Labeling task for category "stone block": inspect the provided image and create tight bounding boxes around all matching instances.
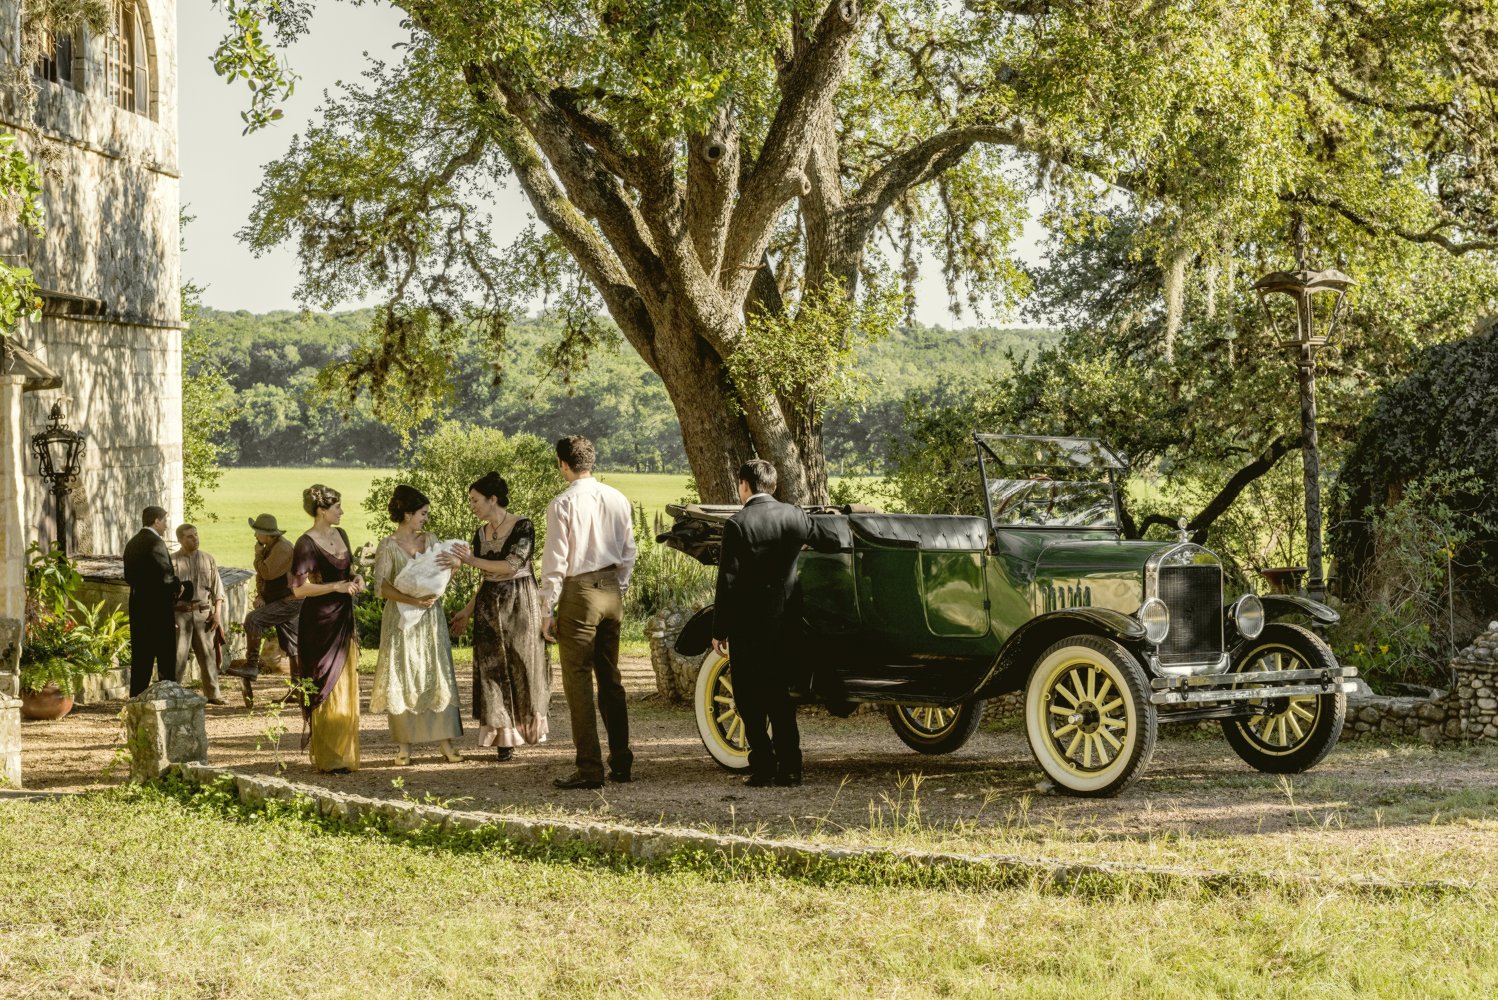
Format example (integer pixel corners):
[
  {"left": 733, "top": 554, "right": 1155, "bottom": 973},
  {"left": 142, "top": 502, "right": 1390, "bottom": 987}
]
[
  {"left": 123, "top": 680, "right": 207, "bottom": 782},
  {"left": 1444, "top": 719, "right": 1464, "bottom": 739},
  {"left": 0, "top": 694, "right": 20, "bottom": 787},
  {"left": 1415, "top": 701, "right": 1447, "bottom": 723}
]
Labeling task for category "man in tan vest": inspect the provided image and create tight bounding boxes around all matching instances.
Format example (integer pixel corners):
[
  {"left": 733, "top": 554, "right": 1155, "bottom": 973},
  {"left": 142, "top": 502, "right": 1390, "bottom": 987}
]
[{"left": 172, "top": 524, "right": 227, "bottom": 705}]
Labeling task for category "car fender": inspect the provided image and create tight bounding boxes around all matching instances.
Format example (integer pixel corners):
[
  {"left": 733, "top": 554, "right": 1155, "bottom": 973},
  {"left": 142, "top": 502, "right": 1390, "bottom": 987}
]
[
  {"left": 673, "top": 606, "right": 717, "bottom": 657},
  {"left": 975, "top": 608, "right": 1146, "bottom": 698},
  {"left": 1260, "top": 594, "right": 1340, "bottom": 626}
]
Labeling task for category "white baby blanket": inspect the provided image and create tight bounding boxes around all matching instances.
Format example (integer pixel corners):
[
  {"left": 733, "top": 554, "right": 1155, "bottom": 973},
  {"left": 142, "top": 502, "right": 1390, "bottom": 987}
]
[{"left": 391, "top": 539, "right": 464, "bottom": 630}]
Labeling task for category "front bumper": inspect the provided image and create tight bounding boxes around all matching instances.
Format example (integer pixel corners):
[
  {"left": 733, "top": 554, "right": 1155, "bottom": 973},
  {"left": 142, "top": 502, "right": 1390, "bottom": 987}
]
[{"left": 1149, "top": 665, "right": 1359, "bottom": 706}]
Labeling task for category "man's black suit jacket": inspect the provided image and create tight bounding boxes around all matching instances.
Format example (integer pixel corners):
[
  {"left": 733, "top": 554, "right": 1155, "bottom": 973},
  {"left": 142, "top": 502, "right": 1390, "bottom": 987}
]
[
  {"left": 712, "top": 495, "right": 841, "bottom": 642},
  {"left": 123, "top": 527, "right": 181, "bottom": 610}
]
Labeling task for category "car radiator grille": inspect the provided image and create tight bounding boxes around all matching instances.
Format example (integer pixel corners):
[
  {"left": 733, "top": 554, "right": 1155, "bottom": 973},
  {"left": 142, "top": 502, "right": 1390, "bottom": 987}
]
[{"left": 1157, "top": 565, "right": 1224, "bottom": 664}]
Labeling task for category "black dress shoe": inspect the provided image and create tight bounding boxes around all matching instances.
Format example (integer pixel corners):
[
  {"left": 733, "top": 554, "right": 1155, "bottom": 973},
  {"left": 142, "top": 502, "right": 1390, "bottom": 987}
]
[
  {"left": 607, "top": 770, "right": 632, "bottom": 783},
  {"left": 553, "top": 773, "right": 604, "bottom": 790},
  {"left": 743, "top": 773, "right": 776, "bottom": 787},
  {"left": 495, "top": 746, "right": 514, "bottom": 762},
  {"left": 774, "top": 772, "right": 803, "bottom": 787}
]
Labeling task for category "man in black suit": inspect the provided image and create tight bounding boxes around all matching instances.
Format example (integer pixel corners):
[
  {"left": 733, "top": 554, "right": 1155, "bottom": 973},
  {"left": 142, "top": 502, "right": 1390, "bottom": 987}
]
[
  {"left": 123, "top": 505, "right": 185, "bottom": 696},
  {"left": 711, "top": 460, "right": 840, "bottom": 787}
]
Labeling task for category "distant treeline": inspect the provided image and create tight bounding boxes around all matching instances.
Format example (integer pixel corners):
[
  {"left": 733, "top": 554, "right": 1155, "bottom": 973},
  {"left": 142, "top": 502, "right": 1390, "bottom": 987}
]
[{"left": 191, "top": 307, "right": 1058, "bottom": 473}]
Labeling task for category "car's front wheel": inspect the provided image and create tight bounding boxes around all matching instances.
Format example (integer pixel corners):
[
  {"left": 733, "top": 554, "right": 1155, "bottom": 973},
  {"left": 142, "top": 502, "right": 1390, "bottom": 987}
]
[
  {"left": 1024, "top": 635, "right": 1157, "bottom": 797},
  {"left": 886, "top": 700, "right": 985, "bottom": 754},
  {"left": 694, "top": 650, "right": 752, "bottom": 772},
  {"left": 1221, "top": 623, "right": 1346, "bottom": 774}
]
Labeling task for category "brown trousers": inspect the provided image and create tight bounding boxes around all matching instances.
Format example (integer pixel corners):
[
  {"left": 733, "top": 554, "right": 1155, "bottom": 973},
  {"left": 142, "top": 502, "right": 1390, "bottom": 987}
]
[
  {"left": 556, "top": 568, "right": 631, "bottom": 781},
  {"left": 175, "top": 607, "right": 221, "bottom": 700}
]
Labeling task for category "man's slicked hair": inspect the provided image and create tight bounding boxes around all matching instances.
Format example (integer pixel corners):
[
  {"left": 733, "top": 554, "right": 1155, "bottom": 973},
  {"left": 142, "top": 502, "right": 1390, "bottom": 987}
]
[
  {"left": 556, "top": 435, "right": 596, "bottom": 473},
  {"left": 142, "top": 505, "right": 168, "bottom": 527},
  {"left": 738, "top": 459, "right": 777, "bottom": 497}
]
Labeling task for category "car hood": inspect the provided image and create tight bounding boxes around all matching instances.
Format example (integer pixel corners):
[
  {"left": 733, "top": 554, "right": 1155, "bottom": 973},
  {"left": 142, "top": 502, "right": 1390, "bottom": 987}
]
[{"left": 1031, "top": 538, "right": 1179, "bottom": 577}]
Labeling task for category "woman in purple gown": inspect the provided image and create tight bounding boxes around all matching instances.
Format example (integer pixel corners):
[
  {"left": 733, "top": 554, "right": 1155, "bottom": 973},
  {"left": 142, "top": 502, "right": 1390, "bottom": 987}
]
[{"left": 290, "top": 484, "right": 365, "bottom": 773}]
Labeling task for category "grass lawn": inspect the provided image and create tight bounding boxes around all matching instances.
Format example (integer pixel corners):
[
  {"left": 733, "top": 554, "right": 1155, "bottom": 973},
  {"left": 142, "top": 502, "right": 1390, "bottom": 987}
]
[
  {"left": 196, "top": 468, "right": 693, "bottom": 566},
  {"left": 1, "top": 786, "right": 1495, "bottom": 998}
]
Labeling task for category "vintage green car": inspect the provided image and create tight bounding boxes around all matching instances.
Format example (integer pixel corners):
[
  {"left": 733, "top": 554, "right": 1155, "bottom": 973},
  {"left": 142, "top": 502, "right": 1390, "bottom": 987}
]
[{"left": 662, "top": 434, "right": 1357, "bottom": 796}]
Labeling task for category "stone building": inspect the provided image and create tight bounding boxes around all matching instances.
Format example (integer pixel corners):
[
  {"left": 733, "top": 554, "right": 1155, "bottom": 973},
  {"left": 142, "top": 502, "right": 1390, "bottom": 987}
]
[{"left": 0, "top": 0, "right": 181, "bottom": 774}]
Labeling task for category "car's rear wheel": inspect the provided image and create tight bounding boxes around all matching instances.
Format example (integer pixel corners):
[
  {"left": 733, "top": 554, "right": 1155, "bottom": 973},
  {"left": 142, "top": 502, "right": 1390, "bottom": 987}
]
[
  {"left": 1024, "top": 635, "right": 1156, "bottom": 797},
  {"left": 694, "top": 650, "right": 752, "bottom": 772},
  {"left": 886, "top": 701, "right": 985, "bottom": 754},
  {"left": 1221, "top": 623, "right": 1346, "bottom": 774}
]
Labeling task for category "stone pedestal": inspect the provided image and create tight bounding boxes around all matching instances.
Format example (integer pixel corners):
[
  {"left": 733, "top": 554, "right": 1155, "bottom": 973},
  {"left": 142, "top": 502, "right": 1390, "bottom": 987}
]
[
  {"left": 123, "top": 680, "right": 207, "bottom": 782},
  {"left": 0, "top": 693, "right": 20, "bottom": 787}
]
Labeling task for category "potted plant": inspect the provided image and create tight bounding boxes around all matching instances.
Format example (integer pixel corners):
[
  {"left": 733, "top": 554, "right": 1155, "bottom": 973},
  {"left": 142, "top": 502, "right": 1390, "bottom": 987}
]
[{"left": 17, "top": 544, "right": 130, "bottom": 721}]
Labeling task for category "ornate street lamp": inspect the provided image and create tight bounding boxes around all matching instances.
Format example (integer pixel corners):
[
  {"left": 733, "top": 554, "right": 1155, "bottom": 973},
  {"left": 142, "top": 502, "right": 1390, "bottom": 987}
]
[
  {"left": 30, "top": 401, "right": 86, "bottom": 557},
  {"left": 1253, "top": 221, "right": 1354, "bottom": 603}
]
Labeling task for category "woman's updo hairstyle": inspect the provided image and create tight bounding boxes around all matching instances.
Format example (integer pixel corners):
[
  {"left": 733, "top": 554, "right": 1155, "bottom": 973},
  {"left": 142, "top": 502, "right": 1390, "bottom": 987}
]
[
  {"left": 468, "top": 471, "right": 509, "bottom": 507},
  {"left": 303, "top": 484, "right": 341, "bottom": 517},
  {"left": 387, "top": 484, "right": 431, "bottom": 523}
]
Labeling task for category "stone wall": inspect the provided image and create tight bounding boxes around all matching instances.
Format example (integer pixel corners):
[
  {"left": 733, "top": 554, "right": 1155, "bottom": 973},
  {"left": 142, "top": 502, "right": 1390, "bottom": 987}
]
[
  {"left": 1341, "top": 688, "right": 1461, "bottom": 742},
  {"left": 1453, "top": 625, "right": 1498, "bottom": 740},
  {"left": 0, "top": 0, "right": 183, "bottom": 557}
]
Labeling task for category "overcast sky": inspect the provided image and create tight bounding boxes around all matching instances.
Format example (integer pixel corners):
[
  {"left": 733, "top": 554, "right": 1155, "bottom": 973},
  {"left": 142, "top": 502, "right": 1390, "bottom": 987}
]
[{"left": 177, "top": 3, "right": 1043, "bottom": 328}]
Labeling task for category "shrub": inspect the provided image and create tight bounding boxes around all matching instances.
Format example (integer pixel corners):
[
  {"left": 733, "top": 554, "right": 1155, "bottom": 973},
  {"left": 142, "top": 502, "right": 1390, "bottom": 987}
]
[
  {"left": 1329, "top": 472, "right": 1490, "bottom": 691},
  {"left": 623, "top": 504, "right": 715, "bottom": 625},
  {"left": 18, "top": 544, "right": 131, "bottom": 696}
]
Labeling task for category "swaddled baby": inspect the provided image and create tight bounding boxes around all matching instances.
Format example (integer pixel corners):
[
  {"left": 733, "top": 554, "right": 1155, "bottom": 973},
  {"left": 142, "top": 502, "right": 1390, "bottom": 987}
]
[{"left": 392, "top": 539, "right": 464, "bottom": 629}]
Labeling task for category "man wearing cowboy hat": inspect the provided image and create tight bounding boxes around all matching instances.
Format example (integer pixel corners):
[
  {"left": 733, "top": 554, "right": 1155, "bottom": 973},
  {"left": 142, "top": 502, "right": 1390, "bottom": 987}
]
[{"left": 224, "top": 514, "right": 302, "bottom": 706}]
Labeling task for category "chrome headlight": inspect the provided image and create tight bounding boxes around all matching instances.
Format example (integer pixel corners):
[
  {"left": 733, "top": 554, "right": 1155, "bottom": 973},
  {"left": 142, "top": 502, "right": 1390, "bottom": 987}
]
[
  {"left": 1231, "top": 593, "right": 1265, "bottom": 639},
  {"left": 1140, "top": 597, "right": 1170, "bottom": 644}
]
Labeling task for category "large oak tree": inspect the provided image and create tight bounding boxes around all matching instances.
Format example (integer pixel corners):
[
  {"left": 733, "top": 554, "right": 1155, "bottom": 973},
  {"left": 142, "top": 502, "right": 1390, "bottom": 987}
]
[{"left": 218, "top": 0, "right": 1498, "bottom": 502}]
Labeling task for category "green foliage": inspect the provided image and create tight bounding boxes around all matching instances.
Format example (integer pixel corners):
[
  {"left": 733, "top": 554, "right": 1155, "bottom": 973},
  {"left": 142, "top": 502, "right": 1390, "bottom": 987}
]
[
  {"left": 210, "top": 0, "right": 299, "bottom": 133},
  {"left": 18, "top": 544, "right": 131, "bottom": 697},
  {"left": 1330, "top": 472, "right": 1491, "bottom": 691},
  {"left": 0, "top": 132, "right": 43, "bottom": 334},
  {"left": 180, "top": 216, "right": 237, "bottom": 522},
  {"left": 622, "top": 505, "right": 715, "bottom": 626},
  {"left": 1332, "top": 325, "right": 1498, "bottom": 637},
  {"left": 729, "top": 276, "right": 904, "bottom": 417}
]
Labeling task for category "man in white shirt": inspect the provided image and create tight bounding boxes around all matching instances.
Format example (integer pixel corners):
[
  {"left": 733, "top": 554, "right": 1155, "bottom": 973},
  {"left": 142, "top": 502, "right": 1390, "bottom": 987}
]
[{"left": 540, "top": 435, "right": 637, "bottom": 789}]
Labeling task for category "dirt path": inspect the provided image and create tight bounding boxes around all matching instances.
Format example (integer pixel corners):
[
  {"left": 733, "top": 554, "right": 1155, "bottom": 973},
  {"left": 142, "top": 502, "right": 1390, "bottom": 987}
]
[{"left": 13, "top": 657, "right": 1498, "bottom": 878}]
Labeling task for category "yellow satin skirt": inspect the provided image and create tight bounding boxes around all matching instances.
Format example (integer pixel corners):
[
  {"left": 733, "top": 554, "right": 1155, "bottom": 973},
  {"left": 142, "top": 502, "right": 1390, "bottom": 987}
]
[{"left": 310, "top": 641, "right": 361, "bottom": 773}]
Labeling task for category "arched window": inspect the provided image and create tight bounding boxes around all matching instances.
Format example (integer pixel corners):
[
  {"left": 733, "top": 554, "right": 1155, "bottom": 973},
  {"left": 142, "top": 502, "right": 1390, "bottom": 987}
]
[
  {"left": 33, "top": 29, "right": 76, "bottom": 87},
  {"left": 106, "top": 0, "right": 150, "bottom": 116}
]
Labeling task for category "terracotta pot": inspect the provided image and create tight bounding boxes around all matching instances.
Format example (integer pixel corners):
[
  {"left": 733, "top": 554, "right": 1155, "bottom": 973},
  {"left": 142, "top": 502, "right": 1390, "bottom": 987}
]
[{"left": 20, "top": 683, "right": 75, "bottom": 721}]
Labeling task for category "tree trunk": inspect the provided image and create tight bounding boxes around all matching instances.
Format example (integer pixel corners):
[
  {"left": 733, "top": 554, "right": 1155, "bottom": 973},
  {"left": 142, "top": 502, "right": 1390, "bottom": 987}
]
[{"left": 652, "top": 319, "right": 753, "bottom": 504}]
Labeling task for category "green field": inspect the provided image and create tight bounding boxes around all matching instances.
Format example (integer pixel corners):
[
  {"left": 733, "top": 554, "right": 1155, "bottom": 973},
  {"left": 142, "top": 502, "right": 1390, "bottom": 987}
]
[{"left": 196, "top": 467, "right": 692, "bottom": 565}]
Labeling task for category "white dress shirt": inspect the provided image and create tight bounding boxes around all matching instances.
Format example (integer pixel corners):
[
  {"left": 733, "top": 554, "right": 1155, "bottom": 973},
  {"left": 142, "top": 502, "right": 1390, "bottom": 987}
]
[{"left": 539, "top": 476, "right": 637, "bottom": 611}]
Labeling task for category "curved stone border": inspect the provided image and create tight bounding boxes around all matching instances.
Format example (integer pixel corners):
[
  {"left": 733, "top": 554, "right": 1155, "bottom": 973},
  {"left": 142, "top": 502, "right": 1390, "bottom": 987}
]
[{"left": 170, "top": 763, "right": 1471, "bottom": 899}]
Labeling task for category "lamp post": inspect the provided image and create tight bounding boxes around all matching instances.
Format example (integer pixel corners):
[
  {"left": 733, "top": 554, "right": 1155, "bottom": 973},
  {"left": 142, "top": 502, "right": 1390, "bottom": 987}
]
[
  {"left": 1253, "top": 221, "right": 1354, "bottom": 603},
  {"left": 30, "top": 401, "right": 86, "bottom": 557}
]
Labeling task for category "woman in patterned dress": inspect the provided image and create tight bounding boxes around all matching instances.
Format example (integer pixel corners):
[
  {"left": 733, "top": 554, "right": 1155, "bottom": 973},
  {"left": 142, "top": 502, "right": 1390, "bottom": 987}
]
[
  {"left": 370, "top": 484, "right": 464, "bottom": 766},
  {"left": 444, "top": 472, "right": 548, "bottom": 761},
  {"left": 290, "top": 484, "right": 364, "bottom": 774}
]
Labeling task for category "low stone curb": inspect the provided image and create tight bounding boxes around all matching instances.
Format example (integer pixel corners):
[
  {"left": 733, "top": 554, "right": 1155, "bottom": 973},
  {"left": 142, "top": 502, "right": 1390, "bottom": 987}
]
[{"left": 169, "top": 763, "right": 1473, "bottom": 899}]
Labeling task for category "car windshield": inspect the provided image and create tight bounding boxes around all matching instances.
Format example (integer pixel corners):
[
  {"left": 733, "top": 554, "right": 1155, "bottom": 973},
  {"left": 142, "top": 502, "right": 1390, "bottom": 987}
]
[
  {"left": 976, "top": 434, "right": 1123, "bottom": 529},
  {"left": 986, "top": 479, "right": 1118, "bottom": 528}
]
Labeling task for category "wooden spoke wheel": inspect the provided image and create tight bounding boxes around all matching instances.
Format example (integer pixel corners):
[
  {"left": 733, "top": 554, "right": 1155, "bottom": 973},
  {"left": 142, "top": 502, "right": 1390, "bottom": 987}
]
[
  {"left": 886, "top": 700, "right": 985, "bottom": 754},
  {"left": 1024, "top": 635, "right": 1156, "bottom": 797},
  {"left": 694, "top": 650, "right": 753, "bottom": 772},
  {"left": 1222, "top": 623, "right": 1346, "bottom": 774}
]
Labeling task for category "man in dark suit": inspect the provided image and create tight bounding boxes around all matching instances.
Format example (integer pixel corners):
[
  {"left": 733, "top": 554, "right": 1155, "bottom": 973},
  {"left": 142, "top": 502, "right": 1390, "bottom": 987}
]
[
  {"left": 711, "top": 460, "right": 840, "bottom": 787},
  {"left": 123, "top": 505, "right": 185, "bottom": 696}
]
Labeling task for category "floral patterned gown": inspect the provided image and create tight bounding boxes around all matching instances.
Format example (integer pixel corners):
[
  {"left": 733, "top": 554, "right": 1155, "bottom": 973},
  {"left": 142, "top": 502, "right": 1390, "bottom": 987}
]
[
  {"left": 471, "top": 517, "right": 549, "bottom": 747},
  {"left": 370, "top": 532, "right": 464, "bottom": 746}
]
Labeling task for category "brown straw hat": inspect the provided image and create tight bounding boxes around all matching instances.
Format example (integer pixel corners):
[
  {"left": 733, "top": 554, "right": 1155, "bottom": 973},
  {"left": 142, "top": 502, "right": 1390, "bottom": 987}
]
[{"left": 247, "top": 513, "right": 285, "bottom": 536}]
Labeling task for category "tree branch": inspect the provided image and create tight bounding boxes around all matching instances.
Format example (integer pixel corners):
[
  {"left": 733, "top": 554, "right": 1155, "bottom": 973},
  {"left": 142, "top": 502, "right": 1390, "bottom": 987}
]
[
  {"left": 1131, "top": 435, "right": 1301, "bottom": 541},
  {"left": 1284, "top": 190, "right": 1498, "bottom": 255},
  {"left": 463, "top": 68, "right": 659, "bottom": 369},
  {"left": 721, "top": 0, "right": 864, "bottom": 304}
]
